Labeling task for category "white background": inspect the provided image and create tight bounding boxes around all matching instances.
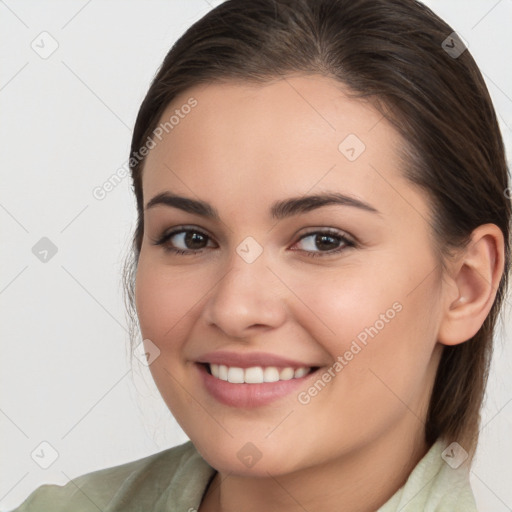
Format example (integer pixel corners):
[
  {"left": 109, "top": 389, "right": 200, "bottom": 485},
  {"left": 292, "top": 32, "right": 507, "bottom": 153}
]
[{"left": 1, "top": 1, "right": 511, "bottom": 510}]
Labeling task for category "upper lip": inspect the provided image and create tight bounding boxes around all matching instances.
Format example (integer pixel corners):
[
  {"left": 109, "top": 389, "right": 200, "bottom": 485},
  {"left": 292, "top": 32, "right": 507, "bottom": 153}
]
[{"left": 196, "top": 350, "right": 317, "bottom": 369}]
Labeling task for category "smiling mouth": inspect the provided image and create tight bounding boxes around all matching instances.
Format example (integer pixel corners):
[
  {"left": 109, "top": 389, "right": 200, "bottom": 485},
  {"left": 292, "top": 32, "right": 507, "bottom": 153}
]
[{"left": 200, "top": 362, "right": 319, "bottom": 384}]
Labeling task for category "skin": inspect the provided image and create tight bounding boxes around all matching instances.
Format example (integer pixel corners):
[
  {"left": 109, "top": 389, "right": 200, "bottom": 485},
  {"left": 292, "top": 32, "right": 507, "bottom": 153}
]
[{"left": 134, "top": 74, "right": 504, "bottom": 512}]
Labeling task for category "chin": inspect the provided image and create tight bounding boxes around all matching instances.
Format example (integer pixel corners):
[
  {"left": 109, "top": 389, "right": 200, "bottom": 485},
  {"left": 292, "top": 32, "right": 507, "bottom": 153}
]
[{"left": 194, "top": 442, "right": 301, "bottom": 477}]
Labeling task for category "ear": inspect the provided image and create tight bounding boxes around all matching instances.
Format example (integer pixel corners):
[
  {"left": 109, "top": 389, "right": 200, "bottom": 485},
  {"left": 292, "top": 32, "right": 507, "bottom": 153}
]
[{"left": 438, "top": 223, "right": 505, "bottom": 346}]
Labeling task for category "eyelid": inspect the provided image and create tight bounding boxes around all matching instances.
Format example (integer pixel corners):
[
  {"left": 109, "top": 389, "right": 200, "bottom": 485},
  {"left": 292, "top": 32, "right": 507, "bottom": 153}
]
[
  {"left": 152, "top": 225, "right": 357, "bottom": 257},
  {"left": 152, "top": 225, "right": 354, "bottom": 244},
  {"left": 151, "top": 225, "right": 216, "bottom": 246},
  {"left": 295, "top": 227, "right": 356, "bottom": 244},
  {"left": 289, "top": 228, "right": 356, "bottom": 256}
]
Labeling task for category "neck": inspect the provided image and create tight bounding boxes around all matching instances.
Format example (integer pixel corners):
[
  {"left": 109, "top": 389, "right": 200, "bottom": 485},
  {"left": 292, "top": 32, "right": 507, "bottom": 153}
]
[{"left": 199, "top": 419, "right": 430, "bottom": 512}]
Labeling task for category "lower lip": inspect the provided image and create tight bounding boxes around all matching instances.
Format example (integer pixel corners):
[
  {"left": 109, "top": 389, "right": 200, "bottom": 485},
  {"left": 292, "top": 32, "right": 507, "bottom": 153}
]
[{"left": 196, "top": 363, "right": 320, "bottom": 408}]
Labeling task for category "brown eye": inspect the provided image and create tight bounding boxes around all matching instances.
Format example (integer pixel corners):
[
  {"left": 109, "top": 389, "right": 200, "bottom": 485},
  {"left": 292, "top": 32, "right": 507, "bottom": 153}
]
[
  {"left": 292, "top": 230, "right": 355, "bottom": 258},
  {"left": 153, "top": 228, "right": 216, "bottom": 255},
  {"left": 180, "top": 231, "right": 209, "bottom": 249}
]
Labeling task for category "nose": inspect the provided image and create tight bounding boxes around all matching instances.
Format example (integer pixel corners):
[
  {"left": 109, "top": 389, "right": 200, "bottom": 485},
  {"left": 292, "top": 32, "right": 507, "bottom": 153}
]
[{"left": 201, "top": 248, "right": 288, "bottom": 339}]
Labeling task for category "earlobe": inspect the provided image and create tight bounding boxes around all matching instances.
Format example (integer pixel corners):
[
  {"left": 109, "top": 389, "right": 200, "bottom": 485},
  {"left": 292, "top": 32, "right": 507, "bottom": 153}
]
[{"left": 438, "top": 224, "right": 505, "bottom": 346}]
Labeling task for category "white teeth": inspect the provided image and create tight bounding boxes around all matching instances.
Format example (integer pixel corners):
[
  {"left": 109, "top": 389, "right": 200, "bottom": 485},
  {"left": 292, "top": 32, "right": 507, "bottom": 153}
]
[
  {"left": 245, "top": 366, "right": 264, "bottom": 383},
  {"left": 227, "top": 367, "right": 245, "bottom": 383},
  {"left": 294, "top": 367, "right": 308, "bottom": 378},
  {"left": 263, "top": 367, "right": 280, "bottom": 382},
  {"left": 218, "top": 364, "right": 228, "bottom": 380},
  {"left": 208, "top": 364, "right": 312, "bottom": 383},
  {"left": 279, "top": 367, "right": 295, "bottom": 380}
]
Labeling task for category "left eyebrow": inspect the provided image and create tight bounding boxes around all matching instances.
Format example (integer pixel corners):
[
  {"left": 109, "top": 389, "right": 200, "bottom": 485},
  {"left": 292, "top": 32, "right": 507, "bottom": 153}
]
[
  {"left": 270, "top": 192, "right": 381, "bottom": 219},
  {"left": 144, "top": 191, "right": 381, "bottom": 219}
]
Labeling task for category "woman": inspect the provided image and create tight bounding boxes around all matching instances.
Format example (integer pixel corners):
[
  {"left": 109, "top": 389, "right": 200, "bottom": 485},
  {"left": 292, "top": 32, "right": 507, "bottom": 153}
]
[{"left": 10, "top": 0, "right": 510, "bottom": 510}]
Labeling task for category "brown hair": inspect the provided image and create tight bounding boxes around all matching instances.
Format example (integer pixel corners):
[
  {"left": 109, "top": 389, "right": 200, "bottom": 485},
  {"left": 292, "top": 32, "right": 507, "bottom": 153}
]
[{"left": 123, "top": 0, "right": 511, "bottom": 455}]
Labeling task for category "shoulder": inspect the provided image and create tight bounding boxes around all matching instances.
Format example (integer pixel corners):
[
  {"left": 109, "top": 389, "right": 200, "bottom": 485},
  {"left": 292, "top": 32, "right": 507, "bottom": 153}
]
[
  {"left": 378, "top": 438, "right": 479, "bottom": 512},
  {"left": 8, "top": 440, "right": 214, "bottom": 512}
]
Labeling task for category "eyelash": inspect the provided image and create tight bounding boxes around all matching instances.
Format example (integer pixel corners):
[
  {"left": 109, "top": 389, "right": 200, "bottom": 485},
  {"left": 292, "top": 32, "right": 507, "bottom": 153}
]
[{"left": 151, "top": 226, "right": 356, "bottom": 258}]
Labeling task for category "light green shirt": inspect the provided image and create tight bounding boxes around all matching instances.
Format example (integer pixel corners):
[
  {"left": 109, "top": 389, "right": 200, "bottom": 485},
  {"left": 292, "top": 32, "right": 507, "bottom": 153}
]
[{"left": 7, "top": 438, "right": 478, "bottom": 511}]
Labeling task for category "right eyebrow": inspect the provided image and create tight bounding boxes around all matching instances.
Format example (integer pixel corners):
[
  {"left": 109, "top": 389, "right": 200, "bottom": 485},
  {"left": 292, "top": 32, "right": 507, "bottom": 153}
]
[{"left": 145, "top": 192, "right": 220, "bottom": 220}]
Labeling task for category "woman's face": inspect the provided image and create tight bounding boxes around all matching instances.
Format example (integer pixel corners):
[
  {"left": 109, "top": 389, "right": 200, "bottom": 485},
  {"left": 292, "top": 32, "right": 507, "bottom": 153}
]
[{"left": 135, "top": 74, "right": 447, "bottom": 475}]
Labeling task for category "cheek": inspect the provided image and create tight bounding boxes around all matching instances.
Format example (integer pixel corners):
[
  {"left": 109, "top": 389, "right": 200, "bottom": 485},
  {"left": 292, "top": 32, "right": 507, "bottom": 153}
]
[
  {"left": 134, "top": 259, "right": 202, "bottom": 345},
  {"left": 134, "top": 260, "right": 204, "bottom": 419},
  {"left": 287, "top": 267, "right": 399, "bottom": 350},
  {"left": 290, "top": 277, "right": 439, "bottom": 453},
  {"left": 289, "top": 263, "right": 440, "bottom": 395}
]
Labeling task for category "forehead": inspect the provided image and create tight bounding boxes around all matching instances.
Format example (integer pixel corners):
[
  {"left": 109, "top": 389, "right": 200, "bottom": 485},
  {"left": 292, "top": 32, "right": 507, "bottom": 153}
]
[
  {"left": 148, "top": 75, "right": 388, "bottom": 165},
  {"left": 142, "top": 75, "right": 428, "bottom": 223}
]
